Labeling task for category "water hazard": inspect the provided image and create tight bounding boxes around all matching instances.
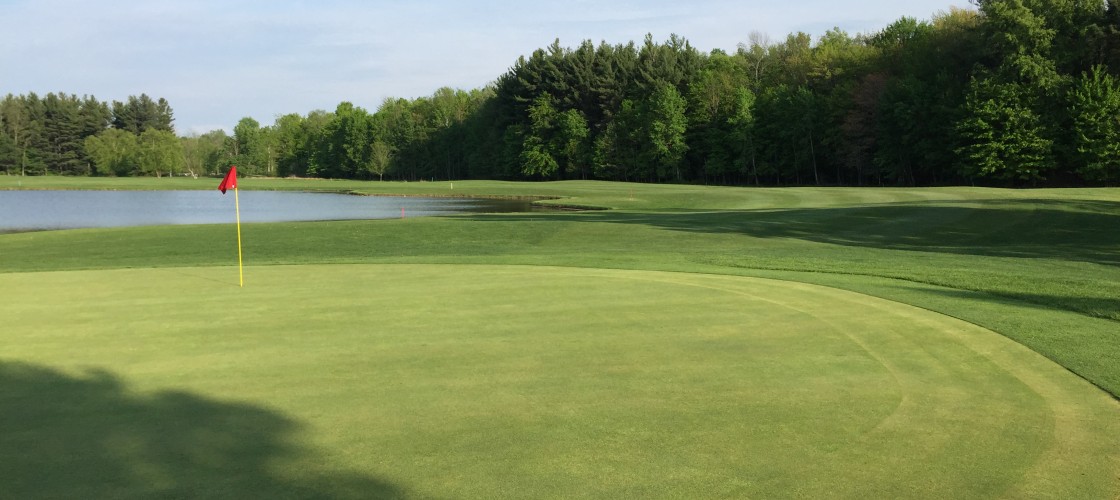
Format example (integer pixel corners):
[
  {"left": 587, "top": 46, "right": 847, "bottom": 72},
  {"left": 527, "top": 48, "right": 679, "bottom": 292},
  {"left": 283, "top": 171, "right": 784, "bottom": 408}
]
[{"left": 0, "top": 190, "right": 533, "bottom": 232}]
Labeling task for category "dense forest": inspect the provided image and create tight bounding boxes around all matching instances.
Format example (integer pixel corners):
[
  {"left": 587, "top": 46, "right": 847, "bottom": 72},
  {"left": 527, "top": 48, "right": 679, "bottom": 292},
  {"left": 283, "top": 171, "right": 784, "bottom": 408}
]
[{"left": 2, "top": 0, "right": 1119, "bottom": 186}]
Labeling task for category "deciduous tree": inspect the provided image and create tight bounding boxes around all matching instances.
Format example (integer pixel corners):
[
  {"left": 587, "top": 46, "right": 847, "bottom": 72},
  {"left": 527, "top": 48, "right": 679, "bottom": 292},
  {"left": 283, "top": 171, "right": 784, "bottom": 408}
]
[
  {"left": 1069, "top": 65, "right": 1120, "bottom": 181},
  {"left": 84, "top": 128, "right": 138, "bottom": 176}
]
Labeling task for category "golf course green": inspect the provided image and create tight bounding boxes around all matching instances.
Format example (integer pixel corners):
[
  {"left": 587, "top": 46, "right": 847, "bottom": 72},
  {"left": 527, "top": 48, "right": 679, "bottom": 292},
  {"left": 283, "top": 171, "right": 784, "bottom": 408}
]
[{"left": 1, "top": 177, "right": 1118, "bottom": 498}]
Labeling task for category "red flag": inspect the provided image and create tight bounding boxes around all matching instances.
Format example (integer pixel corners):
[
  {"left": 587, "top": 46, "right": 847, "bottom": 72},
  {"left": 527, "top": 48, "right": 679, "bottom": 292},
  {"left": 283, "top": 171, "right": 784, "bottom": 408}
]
[{"left": 219, "top": 166, "right": 237, "bottom": 194}]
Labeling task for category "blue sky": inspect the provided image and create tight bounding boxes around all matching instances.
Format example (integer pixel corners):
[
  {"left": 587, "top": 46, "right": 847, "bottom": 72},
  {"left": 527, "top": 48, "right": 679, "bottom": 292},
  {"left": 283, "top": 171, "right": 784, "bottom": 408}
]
[{"left": 1, "top": 0, "right": 965, "bottom": 134}]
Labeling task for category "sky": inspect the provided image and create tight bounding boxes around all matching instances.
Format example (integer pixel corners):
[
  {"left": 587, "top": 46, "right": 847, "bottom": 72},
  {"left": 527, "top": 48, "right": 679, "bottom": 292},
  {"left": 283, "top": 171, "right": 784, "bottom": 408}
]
[{"left": 1, "top": 0, "right": 966, "bottom": 135}]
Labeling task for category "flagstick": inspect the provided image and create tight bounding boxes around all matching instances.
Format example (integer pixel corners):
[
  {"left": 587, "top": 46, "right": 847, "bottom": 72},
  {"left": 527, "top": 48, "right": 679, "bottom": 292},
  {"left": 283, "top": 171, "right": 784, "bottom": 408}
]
[{"left": 235, "top": 186, "right": 244, "bottom": 287}]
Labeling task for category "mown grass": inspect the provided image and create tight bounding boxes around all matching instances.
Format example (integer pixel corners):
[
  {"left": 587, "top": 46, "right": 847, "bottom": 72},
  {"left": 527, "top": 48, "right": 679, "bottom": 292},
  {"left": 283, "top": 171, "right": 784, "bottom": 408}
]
[
  {"left": 2, "top": 265, "right": 1117, "bottom": 498},
  {"left": 3, "top": 178, "right": 1119, "bottom": 396},
  {"left": 1, "top": 177, "right": 1119, "bottom": 497}
]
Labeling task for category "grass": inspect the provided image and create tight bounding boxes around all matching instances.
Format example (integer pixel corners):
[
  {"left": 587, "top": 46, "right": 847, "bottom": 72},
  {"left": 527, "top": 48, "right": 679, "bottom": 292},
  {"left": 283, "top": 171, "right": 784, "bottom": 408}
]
[
  {"left": 1, "top": 176, "right": 1119, "bottom": 498},
  {"left": 3, "top": 265, "right": 1117, "bottom": 498}
]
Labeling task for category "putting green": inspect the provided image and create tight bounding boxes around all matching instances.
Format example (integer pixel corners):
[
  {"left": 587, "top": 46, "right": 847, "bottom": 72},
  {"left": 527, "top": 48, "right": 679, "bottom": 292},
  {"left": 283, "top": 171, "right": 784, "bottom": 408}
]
[{"left": 2, "top": 264, "right": 1117, "bottom": 498}]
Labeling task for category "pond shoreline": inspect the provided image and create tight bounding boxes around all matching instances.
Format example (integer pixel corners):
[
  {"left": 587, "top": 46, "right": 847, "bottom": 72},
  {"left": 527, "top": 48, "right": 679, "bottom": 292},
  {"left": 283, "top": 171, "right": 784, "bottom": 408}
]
[
  {"left": 0, "top": 190, "right": 544, "bottom": 232},
  {"left": 341, "top": 191, "right": 607, "bottom": 211},
  {"left": 1, "top": 185, "right": 608, "bottom": 212}
]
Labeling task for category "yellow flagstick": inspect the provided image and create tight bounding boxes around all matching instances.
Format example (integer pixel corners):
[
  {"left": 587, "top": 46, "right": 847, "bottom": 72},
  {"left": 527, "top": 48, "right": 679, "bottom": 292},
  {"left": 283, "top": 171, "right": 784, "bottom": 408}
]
[{"left": 234, "top": 185, "right": 244, "bottom": 287}]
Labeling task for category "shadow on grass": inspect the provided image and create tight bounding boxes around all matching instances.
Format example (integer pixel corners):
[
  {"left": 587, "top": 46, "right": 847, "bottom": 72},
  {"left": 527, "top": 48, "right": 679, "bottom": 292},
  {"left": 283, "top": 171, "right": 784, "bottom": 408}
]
[
  {"left": 956, "top": 287, "right": 1120, "bottom": 321},
  {"left": 0, "top": 362, "right": 402, "bottom": 499},
  {"left": 471, "top": 198, "right": 1120, "bottom": 266},
  {"left": 887, "top": 284, "right": 1120, "bottom": 397}
]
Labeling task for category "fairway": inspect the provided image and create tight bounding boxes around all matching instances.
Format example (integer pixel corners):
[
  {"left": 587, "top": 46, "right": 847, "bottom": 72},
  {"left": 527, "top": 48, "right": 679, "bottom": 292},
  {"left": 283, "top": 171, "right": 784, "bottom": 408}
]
[{"left": 2, "top": 264, "right": 1116, "bottom": 498}]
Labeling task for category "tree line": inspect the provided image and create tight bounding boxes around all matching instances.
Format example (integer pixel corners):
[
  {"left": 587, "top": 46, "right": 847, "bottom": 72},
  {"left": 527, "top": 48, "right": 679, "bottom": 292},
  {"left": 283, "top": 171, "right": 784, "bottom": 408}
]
[
  {"left": 3, "top": 0, "right": 1119, "bottom": 186},
  {"left": 0, "top": 93, "right": 177, "bottom": 177}
]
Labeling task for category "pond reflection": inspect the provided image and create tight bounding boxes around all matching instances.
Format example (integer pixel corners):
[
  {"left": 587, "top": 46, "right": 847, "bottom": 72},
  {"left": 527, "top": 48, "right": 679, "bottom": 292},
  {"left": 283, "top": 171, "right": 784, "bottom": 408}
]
[{"left": 0, "top": 190, "right": 532, "bottom": 232}]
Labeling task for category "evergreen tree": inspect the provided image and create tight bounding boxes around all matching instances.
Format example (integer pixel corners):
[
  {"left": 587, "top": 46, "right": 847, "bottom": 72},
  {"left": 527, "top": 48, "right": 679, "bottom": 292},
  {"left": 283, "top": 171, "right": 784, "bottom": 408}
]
[
  {"left": 40, "top": 93, "right": 85, "bottom": 175},
  {"left": 112, "top": 94, "right": 174, "bottom": 134}
]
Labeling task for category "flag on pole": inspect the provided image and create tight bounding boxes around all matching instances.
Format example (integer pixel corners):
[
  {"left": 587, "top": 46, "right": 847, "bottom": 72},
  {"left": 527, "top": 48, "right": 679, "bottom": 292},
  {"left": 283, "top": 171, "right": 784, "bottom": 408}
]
[
  {"left": 218, "top": 166, "right": 244, "bottom": 287},
  {"left": 219, "top": 166, "right": 237, "bottom": 193}
]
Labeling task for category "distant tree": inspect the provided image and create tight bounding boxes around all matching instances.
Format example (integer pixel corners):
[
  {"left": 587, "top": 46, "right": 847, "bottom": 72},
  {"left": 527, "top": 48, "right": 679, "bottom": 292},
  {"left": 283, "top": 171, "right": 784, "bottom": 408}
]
[
  {"left": 112, "top": 94, "right": 174, "bottom": 134},
  {"left": 873, "top": 8, "right": 979, "bottom": 185},
  {"left": 520, "top": 93, "right": 560, "bottom": 178},
  {"left": 85, "top": 128, "right": 139, "bottom": 176},
  {"left": 0, "top": 125, "right": 15, "bottom": 175},
  {"left": 1069, "top": 65, "right": 1120, "bottom": 182},
  {"left": 425, "top": 87, "right": 472, "bottom": 180},
  {"left": 687, "top": 52, "right": 747, "bottom": 182},
  {"left": 840, "top": 73, "right": 888, "bottom": 185},
  {"left": 754, "top": 84, "right": 819, "bottom": 185},
  {"left": 768, "top": 32, "right": 814, "bottom": 87},
  {"left": 737, "top": 31, "right": 772, "bottom": 88},
  {"left": 556, "top": 108, "right": 590, "bottom": 178},
  {"left": 28, "top": 23, "right": 1092, "bottom": 186},
  {"left": 39, "top": 93, "right": 83, "bottom": 174},
  {"left": 592, "top": 99, "right": 643, "bottom": 181},
  {"left": 1106, "top": 0, "right": 1120, "bottom": 70},
  {"left": 727, "top": 87, "right": 758, "bottom": 184},
  {"left": 0, "top": 94, "right": 32, "bottom": 175},
  {"left": 645, "top": 83, "right": 689, "bottom": 181},
  {"left": 15, "top": 95, "right": 46, "bottom": 175},
  {"left": 377, "top": 98, "right": 425, "bottom": 180},
  {"left": 137, "top": 129, "right": 184, "bottom": 177},
  {"left": 280, "top": 110, "right": 333, "bottom": 177},
  {"left": 78, "top": 96, "right": 112, "bottom": 147},
  {"left": 636, "top": 33, "right": 702, "bottom": 93},
  {"left": 875, "top": 76, "right": 932, "bottom": 186},
  {"left": 199, "top": 130, "right": 232, "bottom": 175},
  {"left": 310, "top": 102, "right": 375, "bottom": 179},
  {"left": 956, "top": 77, "right": 1053, "bottom": 182},
  {"left": 181, "top": 130, "right": 230, "bottom": 178},
  {"left": 367, "top": 139, "right": 393, "bottom": 181},
  {"left": 232, "top": 117, "right": 264, "bottom": 174},
  {"left": 272, "top": 114, "right": 307, "bottom": 177}
]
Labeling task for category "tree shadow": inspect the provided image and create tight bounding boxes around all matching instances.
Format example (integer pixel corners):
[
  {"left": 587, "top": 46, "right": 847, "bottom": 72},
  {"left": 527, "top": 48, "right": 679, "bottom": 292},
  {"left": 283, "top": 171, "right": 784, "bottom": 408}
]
[
  {"left": 470, "top": 198, "right": 1120, "bottom": 266},
  {"left": 883, "top": 284, "right": 1120, "bottom": 397},
  {"left": 893, "top": 281, "right": 1120, "bottom": 323},
  {"left": 0, "top": 362, "right": 403, "bottom": 499}
]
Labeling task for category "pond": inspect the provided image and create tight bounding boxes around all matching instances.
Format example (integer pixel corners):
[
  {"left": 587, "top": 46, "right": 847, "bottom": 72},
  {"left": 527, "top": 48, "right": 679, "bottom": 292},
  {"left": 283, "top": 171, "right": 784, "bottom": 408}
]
[{"left": 0, "top": 190, "right": 533, "bottom": 232}]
